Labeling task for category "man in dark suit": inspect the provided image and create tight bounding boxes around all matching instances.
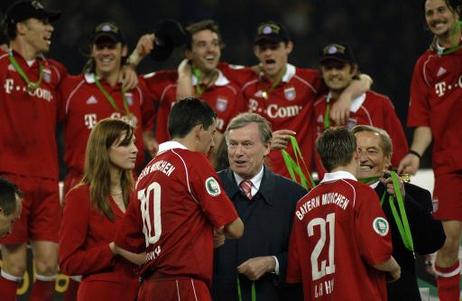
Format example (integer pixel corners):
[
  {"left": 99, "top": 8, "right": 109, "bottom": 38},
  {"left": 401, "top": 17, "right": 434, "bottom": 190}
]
[
  {"left": 212, "top": 112, "right": 307, "bottom": 301},
  {"left": 353, "top": 125, "right": 445, "bottom": 301}
]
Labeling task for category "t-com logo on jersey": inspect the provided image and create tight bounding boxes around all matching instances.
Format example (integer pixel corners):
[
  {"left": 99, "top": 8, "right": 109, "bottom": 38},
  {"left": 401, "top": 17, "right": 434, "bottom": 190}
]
[
  {"left": 434, "top": 75, "right": 462, "bottom": 97},
  {"left": 249, "top": 98, "right": 302, "bottom": 119},
  {"left": 4, "top": 78, "right": 53, "bottom": 102}
]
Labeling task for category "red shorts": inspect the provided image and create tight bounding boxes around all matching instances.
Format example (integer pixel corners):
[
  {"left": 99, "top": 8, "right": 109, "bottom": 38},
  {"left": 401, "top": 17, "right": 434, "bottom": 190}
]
[
  {"left": 0, "top": 173, "right": 61, "bottom": 244},
  {"left": 432, "top": 171, "right": 462, "bottom": 221},
  {"left": 138, "top": 278, "right": 211, "bottom": 301},
  {"left": 78, "top": 279, "right": 139, "bottom": 301}
]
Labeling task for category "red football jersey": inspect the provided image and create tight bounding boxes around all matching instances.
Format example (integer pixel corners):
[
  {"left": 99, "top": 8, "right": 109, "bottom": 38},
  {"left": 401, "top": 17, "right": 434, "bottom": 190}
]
[
  {"left": 144, "top": 70, "right": 245, "bottom": 143},
  {"left": 115, "top": 141, "right": 239, "bottom": 285},
  {"left": 408, "top": 49, "right": 462, "bottom": 174},
  {"left": 313, "top": 91, "right": 409, "bottom": 175},
  {"left": 287, "top": 171, "right": 392, "bottom": 301},
  {"left": 0, "top": 49, "right": 65, "bottom": 179},
  {"left": 59, "top": 73, "right": 154, "bottom": 175},
  {"left": 220, "top": 63, "right": 325, "bottom": 179}
]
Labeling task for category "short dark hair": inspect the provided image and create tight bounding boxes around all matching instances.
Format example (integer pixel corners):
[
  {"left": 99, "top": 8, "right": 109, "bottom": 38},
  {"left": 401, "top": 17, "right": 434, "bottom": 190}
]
[
  {"left": 0, "top": 178, "right": 22, "bottom": 216},
  {"left": 168, "top": 97, "right": 216, "bottom": 138},
  {"left": 185, "top": 19, "right": 224, "bottom": 50},
  {"left": 316, "top": 127, "right": 357, "bottom": 172}
]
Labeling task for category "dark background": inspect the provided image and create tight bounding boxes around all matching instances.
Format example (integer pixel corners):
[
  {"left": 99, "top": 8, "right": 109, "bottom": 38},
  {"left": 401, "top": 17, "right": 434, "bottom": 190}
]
[{"left": 1, "top": 0, "right": 433, "bottom": 167}]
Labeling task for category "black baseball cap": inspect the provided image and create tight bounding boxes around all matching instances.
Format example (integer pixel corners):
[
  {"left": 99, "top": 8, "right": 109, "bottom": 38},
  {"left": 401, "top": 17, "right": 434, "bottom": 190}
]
[
  {"left": 320, "top": 43, "right": 356, "bottom": 64},
  {"left": 4, "top": 0, "right": 61, "bottom": 25},
  {"left": 90, "top": 22, "right": 126, "bottom": 44},
  {"left": 254, "top": 21, "right": 290, "bottom": 45},
  {"left": 150, "top": 19, "right": 186, "bottom": 62}
]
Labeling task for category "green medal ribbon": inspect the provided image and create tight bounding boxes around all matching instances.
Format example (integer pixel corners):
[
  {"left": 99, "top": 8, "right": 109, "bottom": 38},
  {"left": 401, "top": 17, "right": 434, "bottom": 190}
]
[
  {"left": 8, "top": 51, "right": 43, "bottom": 92},
  {"left": 379, "top": 171, "right": 414, "bottom": 254},
  {"left": 323, "top": 102, "right": 331, "bottom": 129},
  {"left": 237, "top": 276, "right": 256, "bottom": 301},
  {"left": 436, "top": 21, "right": 462, "bottom": 56},
  {"left": 281, "top": 136, "right": 315, "bottom": 189},
  {"left": 94, "top": 74, "right": 131, "bottom": 116}
]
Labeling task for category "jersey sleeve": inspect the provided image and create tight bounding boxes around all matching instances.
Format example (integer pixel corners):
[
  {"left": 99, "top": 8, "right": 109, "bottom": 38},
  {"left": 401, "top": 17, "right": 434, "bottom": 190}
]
[
  {"left": 188, "top": 153, "right": 239, "bottom": 228},
  {"left": 58, "top": 187, "right": 114, "bottom": 276},
  {"left": 286, "top": 219, "right": 302, "bottom": 283},
  {"left": 355, "top": 186, "right": 393, "bottom": 266},
  {"left": 137, "top": 77, "right": 156, "bottom": 133},
  {"left": 407, "top": 56, "right": 431, "bottom": 127},
  {"left": 114, "top": 194, "right": 145, "bottom": 253}
]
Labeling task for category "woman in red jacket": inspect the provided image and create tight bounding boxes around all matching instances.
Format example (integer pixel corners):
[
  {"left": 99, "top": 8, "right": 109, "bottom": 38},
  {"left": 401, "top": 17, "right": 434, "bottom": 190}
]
[{"left": 59, "top": 118, "right": 142, "bottom": 300}]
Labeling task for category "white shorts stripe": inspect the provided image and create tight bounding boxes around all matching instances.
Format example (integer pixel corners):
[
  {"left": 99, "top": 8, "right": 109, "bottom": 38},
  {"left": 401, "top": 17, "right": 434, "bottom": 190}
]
[
  {"left": 191, "top": 279, "right": 198, "bottom": 301},
  {"left": 176, "top": 280, "right": 181, "bottom": 301}
]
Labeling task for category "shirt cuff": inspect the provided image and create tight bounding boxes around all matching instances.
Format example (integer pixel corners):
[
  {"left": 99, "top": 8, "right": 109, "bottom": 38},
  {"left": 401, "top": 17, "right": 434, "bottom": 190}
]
[{"left": 272, "top": 256, "right": 280, "bottom": 275}]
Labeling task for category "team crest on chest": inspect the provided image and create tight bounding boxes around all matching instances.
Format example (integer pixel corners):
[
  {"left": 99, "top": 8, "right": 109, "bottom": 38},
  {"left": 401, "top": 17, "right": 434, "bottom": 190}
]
[
  {"left": 216, "top": 98, "right": 228, "bottom": 112},
  {"left": 124, "top": 93, "right": 133, "bottom": 106},
  {"left": 43, "top": 69, "right": 52, "bottom": 83},
  {"left": 284, "top": 87, "right": 296, "bottom": 101}
]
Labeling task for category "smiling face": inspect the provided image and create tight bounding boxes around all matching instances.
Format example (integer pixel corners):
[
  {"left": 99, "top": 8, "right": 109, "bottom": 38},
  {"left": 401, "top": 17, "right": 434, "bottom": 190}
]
[
  {"left": 18, "top": 18, "right": 54, "bottom": 54},
  {"left": 109, "top": 131, "right": 138, "bottom": 171},
  {"left": 227, "top": 122, "right": 270, "bottom": 179},
  {"left": 425, "top": 0, "right": 460, "bottom": 38},
  {"left": 186, "top": 29, "right": 221, "bottom": 73},
  {"left": 321, "top": 60, "right": 357, "bottom": 93},
  {"left": 254, "top": 41, "right": 292, "bottom": 81},
  {"left": 355, "top": 131, "right": 391, "bottom": 180},
  {"left": 91, "top": 38, "right": 127, "bottom": 77}
]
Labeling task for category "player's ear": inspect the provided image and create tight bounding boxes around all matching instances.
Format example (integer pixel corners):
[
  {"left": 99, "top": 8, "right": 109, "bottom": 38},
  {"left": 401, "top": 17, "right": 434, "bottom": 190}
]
[
  {"left": 185, "top": 49, "right": 193, "bottom": 60},
  {"left": 286, "top": 41, "right": 294, "bottom": 55}
]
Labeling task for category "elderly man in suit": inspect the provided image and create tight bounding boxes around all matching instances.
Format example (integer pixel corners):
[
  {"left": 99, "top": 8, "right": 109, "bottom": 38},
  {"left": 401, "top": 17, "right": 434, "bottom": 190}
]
[{"left": 212, "top": 112, "right": 307, "bottom": 301}]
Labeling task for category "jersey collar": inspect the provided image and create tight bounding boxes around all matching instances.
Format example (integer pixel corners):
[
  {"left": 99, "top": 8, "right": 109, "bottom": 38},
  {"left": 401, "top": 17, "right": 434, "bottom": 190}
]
[
  {"left": 191, "top": 69, "right": 230, "bottom": 87},
  {"left": 157, "top": 141, "right": 188, "bottom": 154},
  {"left": 320, "top": 170, "right": 357, "bottom": 183},
  {"left": 326, "top": 92, "right": 366, "bottom": 113}
]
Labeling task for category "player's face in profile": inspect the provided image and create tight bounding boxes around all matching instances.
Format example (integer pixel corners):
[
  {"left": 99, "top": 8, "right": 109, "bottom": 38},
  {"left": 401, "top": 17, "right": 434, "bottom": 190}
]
[
  {"left": 187, "top": 29, "right": 221, "bottom": 73},
  {"left": 321, "top": 61, "right": 356, "bottom": 92},
  {"left": 355, "top": 131, "right": 391, "bottom": 180},
  {"left": 20, "top": 18, "right": 54, "bottom": 54},
  {"left": 0, "top": 196, "right": 21, "bottom": 238},
  {"left": 109, "top": 131, "right": 138, "bottom": 171},
  {"left": 91, "top": 38, "right": 127, "bottom": 76},
  {"left": 227, "top": 122, "right": 270, "bottom": 179},
  {"left": 254, "top": 41, "right": 292, "bottom": 81},
  {"left": 425, "top": 0, "right": 460, "bottom": 37},
  {"left": 197, "top": 120, "right": 217, "bottom": 154}
]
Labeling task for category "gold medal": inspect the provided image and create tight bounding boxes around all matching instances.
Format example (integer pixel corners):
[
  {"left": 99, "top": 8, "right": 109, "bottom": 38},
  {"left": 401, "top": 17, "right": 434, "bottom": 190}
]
[
  {"left": 27, "top": 82, "right": 39, "bottom": 93},
  {"left": 262, "top": 91, "right": 268, "bottom": 99}
]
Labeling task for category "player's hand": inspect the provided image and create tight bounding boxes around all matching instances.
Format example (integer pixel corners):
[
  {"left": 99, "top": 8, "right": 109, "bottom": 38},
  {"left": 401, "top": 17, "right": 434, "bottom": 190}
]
[
  {"left": 380, "top": 170, "right": 405, "bottom": 198},
  {"left": 388, "top": 266, "right": 401, "bottom": 283},
  {"left": 177, "top": 58, "right": 192, "bottom": 77},
  {"left": 126, "top": 34, "right": 156, "bottom": 68},
  {"left": 330, "top": 92, "right": 351, "bottom": 125},
  {"left": 398, "top": 153, "right": 420, "bottom": 176},
  {"left": 213, "top": 228, "right": 226, "bottom": 248},
  {"left": 237, "top": 256, "right": 276, "bottom": 281},
  {"left": 119, "top": 65, "right": 139, "bottom": 91},
  {"left": 271, "top": 129, "right": 296, "bottom": 150}
]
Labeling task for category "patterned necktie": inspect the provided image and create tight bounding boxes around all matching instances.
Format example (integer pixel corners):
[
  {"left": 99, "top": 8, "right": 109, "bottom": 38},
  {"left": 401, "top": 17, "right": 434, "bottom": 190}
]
[{"left": 239, "top": 180, "right": 253, "bottom": 200}]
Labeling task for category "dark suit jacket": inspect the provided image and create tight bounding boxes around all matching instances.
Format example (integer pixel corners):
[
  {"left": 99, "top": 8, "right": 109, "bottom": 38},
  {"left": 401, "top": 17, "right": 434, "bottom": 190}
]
[
  {"left": 375, "top": 182, "right": 445, "bottom": 301},
  {"left": 212, "top": 167, "right": 307, "bottom": 301}
]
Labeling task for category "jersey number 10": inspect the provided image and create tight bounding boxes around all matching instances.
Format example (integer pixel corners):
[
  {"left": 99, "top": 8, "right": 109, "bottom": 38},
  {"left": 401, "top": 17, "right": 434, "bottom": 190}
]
[
  {"left": 308, "top": 213, "right": 336, "bottom": 281},
  {"left": 138, "top": 182, "right": 162, "bottom": 247}
]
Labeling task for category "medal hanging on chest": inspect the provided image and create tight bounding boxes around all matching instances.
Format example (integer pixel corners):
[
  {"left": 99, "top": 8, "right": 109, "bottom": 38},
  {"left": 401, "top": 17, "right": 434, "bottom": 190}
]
[
  {"left": 94, "top": 74, "right": 132, "bottom": 119},
  {"left": 8, "top": 51, "right": 44, "bottom": 93}
]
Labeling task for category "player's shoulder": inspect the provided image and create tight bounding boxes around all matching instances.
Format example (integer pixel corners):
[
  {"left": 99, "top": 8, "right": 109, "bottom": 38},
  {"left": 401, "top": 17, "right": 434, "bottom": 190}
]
[
  {"left": 143, "top": 69, "right": 177, "bottom": 81},
  {"left": 314, "top": 93, "right": 328, "bottom": 106},
  {"left": 364, "top": 90, "right": 393, "bottom": 105}
]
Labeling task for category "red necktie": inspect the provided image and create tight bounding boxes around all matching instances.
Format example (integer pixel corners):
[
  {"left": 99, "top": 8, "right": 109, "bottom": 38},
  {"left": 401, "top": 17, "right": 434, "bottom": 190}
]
[{"left": 239, "top": 180, "right": 253, "bottom": 200}]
